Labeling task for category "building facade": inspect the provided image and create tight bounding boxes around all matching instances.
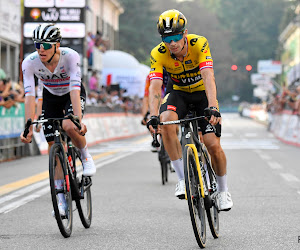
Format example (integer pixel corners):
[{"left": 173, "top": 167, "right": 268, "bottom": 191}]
[{"left": 0, "top": 0, "right": 21, "bottom": 81}]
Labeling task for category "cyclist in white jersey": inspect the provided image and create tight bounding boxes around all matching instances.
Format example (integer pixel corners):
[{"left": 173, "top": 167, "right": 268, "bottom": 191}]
[{"left": 20, "top": 23, "right": 96, "bottom": 216}]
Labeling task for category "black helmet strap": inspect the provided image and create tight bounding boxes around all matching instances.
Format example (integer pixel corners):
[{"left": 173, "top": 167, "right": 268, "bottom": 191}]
[{"left": 47, "top": 45, "right": 57, "bottom": 63}]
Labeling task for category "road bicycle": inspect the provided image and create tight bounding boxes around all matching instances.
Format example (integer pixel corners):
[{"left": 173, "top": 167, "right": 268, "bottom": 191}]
[
  {"left": 23, "top": 114, "right": 92, "bottom": 238},
  {"left": 152, "top": 133, "right": 174, "bottom": 185},
  {"left": 153, "top": 107, "right": 219, "bottom": 248}
]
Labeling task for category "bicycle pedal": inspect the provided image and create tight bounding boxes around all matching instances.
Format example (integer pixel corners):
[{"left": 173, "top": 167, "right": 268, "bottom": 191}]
[
  {"left": 220, "top": 207, "right": 231, "bottom": 212},
  {"left": 60, "top": 214, "right": 67, "bottom": 220},
  {"left": 177, "top": 194, "right": 185, "bottom": 200}
]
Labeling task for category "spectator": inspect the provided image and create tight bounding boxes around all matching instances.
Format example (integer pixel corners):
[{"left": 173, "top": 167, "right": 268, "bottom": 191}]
[
  {"left": 87, "top": 32, "right": 95, "bottom": 66},
  {"left": 88, "top": 71, "right": 100, "bottom": 102},
  {"left": 11, "top": 80, "right": 25, "bottom": 103},
  {"left": 0, "top": 78, "right": 15, "bottom": 109},
  {"left": 95, "top": 31, "right": 109, "bottom": 52}
]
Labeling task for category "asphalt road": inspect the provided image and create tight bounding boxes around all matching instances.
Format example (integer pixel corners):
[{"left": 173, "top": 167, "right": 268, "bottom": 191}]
[{"left": 0, "top": 113, "right": 299, "bottom": 250}]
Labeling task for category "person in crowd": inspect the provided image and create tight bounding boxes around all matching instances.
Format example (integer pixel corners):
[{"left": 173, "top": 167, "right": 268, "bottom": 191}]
[
  {"left": 95, "top": 31, "right": 109, "bottom": 53},
  {"left": 0, "top": 78, "right": 15, "bottom": 109},
  {"left": 88, "top": 70, "right": 101, "bottom": 103}
]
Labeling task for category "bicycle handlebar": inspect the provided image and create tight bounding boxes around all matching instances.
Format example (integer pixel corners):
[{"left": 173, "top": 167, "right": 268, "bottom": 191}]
[
  {"left": 23, "top": 118, "right": 32, "bottom": 138},
  {"left": 151, "top": 115, "right": 212, "bottom": 147},
  {"left": 152, "top": 131, "right": 160, "bottom": 148},
  {"left": 23, "top": 114, "right": 82, "bottom": 139},
  {"left": 158, "top": 115, "right": 207, "bottom": 126}
]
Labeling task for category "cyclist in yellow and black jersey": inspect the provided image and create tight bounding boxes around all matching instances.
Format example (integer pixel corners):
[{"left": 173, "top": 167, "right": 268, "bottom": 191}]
[
  {"left": 147, "top": 9, "right": 233, "bottom": 211},
  {"left": 149, "top": 33, "right": 213, "bottom": 93}
]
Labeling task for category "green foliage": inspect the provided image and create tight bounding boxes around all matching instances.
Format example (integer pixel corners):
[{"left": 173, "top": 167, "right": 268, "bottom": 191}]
[
  {"left": 200, "top": 0, "right": 289, "bottom": 102},
  {"left": 118, "top": 0, "right": 160, "bottom": 63},
  {"left": 118, "top": 0, "right": 295, "bottom": 103}
]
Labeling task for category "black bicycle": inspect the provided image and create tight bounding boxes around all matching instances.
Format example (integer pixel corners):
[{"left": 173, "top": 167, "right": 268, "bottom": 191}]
[
  {"left": 152, "top": 134, "right": 173, "bottom": 185},
  {"left": 23, "top": 114, "right": 92, "bottom": 238},
  {"left": 153, "top": 108, "right": 219, "bottom": 248}
]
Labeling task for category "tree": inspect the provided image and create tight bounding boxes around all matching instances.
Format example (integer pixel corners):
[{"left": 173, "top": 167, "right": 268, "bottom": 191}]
[{"left": 119, "top": 0, "right": 160, "bottom": 64}]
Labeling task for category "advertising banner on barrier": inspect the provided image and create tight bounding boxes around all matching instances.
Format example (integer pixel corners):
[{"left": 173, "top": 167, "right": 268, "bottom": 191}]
[
  {"left": 33, "top": 112, "right": 148, "bottom": 154},
  {"left": 0, "top": 104, "right": 25, "bottom": 139}
]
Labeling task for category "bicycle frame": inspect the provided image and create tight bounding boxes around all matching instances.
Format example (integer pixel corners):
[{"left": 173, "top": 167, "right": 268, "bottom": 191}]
[
  {"left": 180, "top": 118, "right": 206, "bottom": 198},
  {"left": 24, "top": 115, "right": 91, "bottom": 201},
  {"left": 52, "top": 121, "right": 92, "bottom": 201},
  {"left": 156, "top": 113, "right": 215, "bottom": 199}
]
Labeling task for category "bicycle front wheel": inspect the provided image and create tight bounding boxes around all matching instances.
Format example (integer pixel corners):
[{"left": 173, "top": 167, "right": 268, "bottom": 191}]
[
  {"left": 200, "top": 146, "right": 219, "bottom": 238},
  {"left": 183, "top": 145, "right": 206, "bottom": 248},
  {"left": 49, "top": 144, "right": 73, "bottom": 238},
  {"left": 73, "top": 149, "right": 92, "bottom": 228},
  {"left": 159, "top": 142, "right": 168, "bottom": 185}
]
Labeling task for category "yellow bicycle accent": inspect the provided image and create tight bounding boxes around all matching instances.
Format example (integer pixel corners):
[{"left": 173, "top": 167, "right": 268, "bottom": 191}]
[{"left": 186, "top": 144, "right": 205, "bottom": 198}]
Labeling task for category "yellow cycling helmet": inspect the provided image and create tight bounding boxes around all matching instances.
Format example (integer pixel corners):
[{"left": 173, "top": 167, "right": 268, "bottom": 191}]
[{"left": 157, "top": 9, "right": 187, "bottom": 36}]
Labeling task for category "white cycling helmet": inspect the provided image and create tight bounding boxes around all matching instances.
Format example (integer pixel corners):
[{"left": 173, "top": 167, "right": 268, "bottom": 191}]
[{"left": 32, "top": 23, "right": 62, "bottom": 43}]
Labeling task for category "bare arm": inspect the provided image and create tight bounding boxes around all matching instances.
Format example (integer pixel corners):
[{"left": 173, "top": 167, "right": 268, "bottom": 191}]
[
  {"left": 0, "top": 82, "right": 12, "bottom": 97},
  {"left": 141, "top": 95, "right": 149, "bottom": 117},
  {"left": 20, "top": 96, "right": 36, "bottom": 143},
  {"left": 70, "top": 89, "right": 82, "bottom": 122},
  {"left": 201, "top": 68, "right": 218, "bottom": 108},
  {"left": 201, "top": 68, "right": 220, "bottom": 125},
  {"left": 149, "top": 79, "right": 163, "bottom": 116}
]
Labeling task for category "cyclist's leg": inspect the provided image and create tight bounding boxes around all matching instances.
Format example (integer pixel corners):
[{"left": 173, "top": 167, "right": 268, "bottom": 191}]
[
  {"left": 160, "top": 91, "right": 189, "bottom": 198},
  {"left": 202, "top": 133, "right": 232, "bottom": 210},
  {"left": 63, "top": 85, "right": 96, "bottom": 176},
  {"left": 63, "top": 86, "right": 86, "bottom": 149},
  {"left": 196, "top": 92, "right": 233, "bottom": 211},
  {"left": 41, "top": 89, "right": 65, "bottom": 181},
  {"left": 202, "top": 133, "right": 226, "bottom": 177},
  {"left": 41, "top": 90, "right": 67, "bottom": 213}
]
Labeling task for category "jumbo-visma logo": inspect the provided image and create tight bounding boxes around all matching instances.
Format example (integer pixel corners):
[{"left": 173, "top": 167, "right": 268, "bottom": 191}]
[{"left": 30, "top": 8, "right": 41, "bottom": 20}]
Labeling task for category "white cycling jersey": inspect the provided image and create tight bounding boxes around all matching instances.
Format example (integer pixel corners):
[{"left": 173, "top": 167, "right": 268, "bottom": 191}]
[{"left": 22, "top": 47, "right": 81, "bottom": 97}]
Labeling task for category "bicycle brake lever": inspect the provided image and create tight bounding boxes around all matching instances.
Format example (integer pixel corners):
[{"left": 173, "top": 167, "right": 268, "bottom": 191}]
[
  {"left": 152, "top": 131, "right": 161, "bottom": 147},
  {"left": 68, "top": 114, "right": 81, "bottom": 130},
  {"left": 23, "top": 118, "right": 32, "bottom": 138}
]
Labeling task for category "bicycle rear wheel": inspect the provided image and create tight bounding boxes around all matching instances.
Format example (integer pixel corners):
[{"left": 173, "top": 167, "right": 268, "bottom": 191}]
[
  {"left": 73, "top": 149, "right": 92, "bottom": 228},
  {"left": 183, "top": 145, "right": 206, "bottom": 248},
  {"left": 49, "top": 144, "right": 73, "bottom": 238},
  {"left": 200, "top": 146, "right": 219, "bottom": 238}
]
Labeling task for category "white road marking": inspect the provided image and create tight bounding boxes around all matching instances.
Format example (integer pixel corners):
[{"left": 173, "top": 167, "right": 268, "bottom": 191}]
[
  {"left": 0, "top": 180, "right": 48, "bottom": 205},
  {"left": 267, "top": 161, "right": 282, "bottom": 169},
  {"left": 280, "top": 173, "right": 300, "bottom": 182},
  {"left": 221, "top": 133, "right": 233, "bottom": 137},
  {"left": 244, "top": 133, "right": 257, "bottom": 137},
  {"left": 259, "top": 154, "right": 271, "bottom": 160},
  {"left": 0, "top": 186, "right": 49, "bottom": 214},
  {"left": 0, "top": 151, "right": 136, "bottom": 214}
]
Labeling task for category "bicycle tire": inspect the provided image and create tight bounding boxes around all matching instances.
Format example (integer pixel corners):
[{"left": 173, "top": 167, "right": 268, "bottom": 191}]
[
  {"left": 183, "top": 145, "right": 206, "bottom": 248},
  {"left": 200, "top": 146, "right": 219, "bottom": 239},
  {"left": 159, "top": 142, "right": 168, "bottom": 185},
  {"left": 73, "top": 149, "right": 92, "bottom": 228},
  {"left": 49, "top": 144, "right": 73, "bottom": 238},
  {"left": 160, "top": 160, "right": 168, "bottom": 185}
]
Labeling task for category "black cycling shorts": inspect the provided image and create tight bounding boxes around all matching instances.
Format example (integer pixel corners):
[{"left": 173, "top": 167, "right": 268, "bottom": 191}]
[
  {"left": 41, "top": 85, "right": 86, "bottom": 142},
  {"left": 159, "top": 90, "right": 221, "bottom": 137}
]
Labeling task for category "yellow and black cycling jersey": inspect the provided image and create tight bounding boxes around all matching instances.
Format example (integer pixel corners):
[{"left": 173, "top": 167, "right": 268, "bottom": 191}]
[{"left": 149, "top": 34, "right": 213, "bottom": 93}]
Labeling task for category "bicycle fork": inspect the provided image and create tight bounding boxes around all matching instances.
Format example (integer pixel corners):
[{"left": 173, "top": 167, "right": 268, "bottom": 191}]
[{"left": 186, "top": 144, "right": 205, "bottom": 199}]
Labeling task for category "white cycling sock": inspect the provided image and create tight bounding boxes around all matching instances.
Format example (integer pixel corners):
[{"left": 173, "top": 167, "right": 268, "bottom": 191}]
[
  {"left": 216, "top": 174, "right": 228, "bottom": 192},
  {"left": 80, "top": 144, "right": 91, "bottom": 159},
  {"left": 171, "top": 158, "right": 184, "bottom": 181},
  {"left": 54, "top": 179, "right": 63, "bottom": 189},
  {"left": 55, "top": 179, "right": 66, "bottom": 204}
]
